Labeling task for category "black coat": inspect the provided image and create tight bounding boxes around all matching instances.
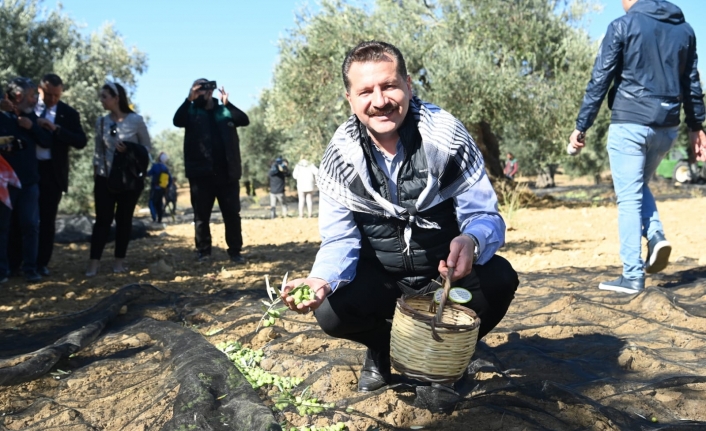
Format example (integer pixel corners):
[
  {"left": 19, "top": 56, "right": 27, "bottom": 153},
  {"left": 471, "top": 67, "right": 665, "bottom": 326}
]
[
  {"left": 0, "top": 110, "right": 52, "bottom": 187},
  {"left": 44, "top": 101, "right": 87, "bottom": 192},
  {"left": 576, "top": 0, "right": 705, "bottom": 132},
  {"left": 173, "top": 98, "right": 249, "bottom": 182}
]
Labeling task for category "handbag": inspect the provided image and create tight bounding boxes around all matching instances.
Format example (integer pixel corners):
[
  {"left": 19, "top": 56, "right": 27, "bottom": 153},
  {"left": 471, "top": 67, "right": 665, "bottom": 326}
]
[{"left": 101, "top": 117, "right": 149, "bottom": 193}]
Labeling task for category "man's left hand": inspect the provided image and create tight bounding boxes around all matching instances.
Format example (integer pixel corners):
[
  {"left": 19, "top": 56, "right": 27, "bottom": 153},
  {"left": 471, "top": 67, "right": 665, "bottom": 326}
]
[
  {"left": 37, "top": 118, "right": 57, "bottom": 132},
  {"left": 439, "top": 234, "right": 476, "bottom": 281},
  {"left": 218, "top": 86, "right": 228, "bottom": 105}
]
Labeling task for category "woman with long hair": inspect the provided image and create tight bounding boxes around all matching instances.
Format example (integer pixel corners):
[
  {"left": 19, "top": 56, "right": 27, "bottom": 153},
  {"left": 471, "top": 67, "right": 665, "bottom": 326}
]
[{"left": 86, "top": 81, "right": 151, "bottom": 276}]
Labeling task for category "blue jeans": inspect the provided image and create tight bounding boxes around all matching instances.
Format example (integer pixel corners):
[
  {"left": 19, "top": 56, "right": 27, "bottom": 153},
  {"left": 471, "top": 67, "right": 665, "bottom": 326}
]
[
  {"left": 0, "top": 184, "right": 40, "bottom": 276},
  {"left": 607, "top": 124, "right": 678, "bottom": 280}
]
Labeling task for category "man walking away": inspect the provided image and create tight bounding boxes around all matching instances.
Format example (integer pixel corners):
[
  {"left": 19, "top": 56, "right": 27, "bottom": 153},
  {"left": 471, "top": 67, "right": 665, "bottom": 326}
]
[
  {"left": 569, "top": 0, "right": 706, "bottom": 294},
  {"left": 268, "top": 156, "right": 289, "bottom": 218},
  {"left": 173, "top": 79, "right": 249, "bottom": 263}
]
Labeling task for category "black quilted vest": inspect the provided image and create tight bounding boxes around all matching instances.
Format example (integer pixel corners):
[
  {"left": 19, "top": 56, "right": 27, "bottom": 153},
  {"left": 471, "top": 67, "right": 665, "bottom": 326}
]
[{"left": 352, "top": 115, "right": 460, "bottom": 289}]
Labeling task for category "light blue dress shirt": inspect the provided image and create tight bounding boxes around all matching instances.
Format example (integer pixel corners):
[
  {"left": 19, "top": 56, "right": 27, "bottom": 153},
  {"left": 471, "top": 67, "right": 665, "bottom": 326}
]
[{"left": 310, "top": 140, "right": 506, "bottom": 291}]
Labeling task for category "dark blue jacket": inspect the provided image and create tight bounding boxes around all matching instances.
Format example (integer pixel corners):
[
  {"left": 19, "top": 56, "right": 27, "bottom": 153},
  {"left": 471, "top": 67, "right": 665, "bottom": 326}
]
[
  {"left": 0, "top": 111, "right": 52, "bottom": 187},
  {"left": 576, "top": 0, "right": 705, "bottom": 132}
]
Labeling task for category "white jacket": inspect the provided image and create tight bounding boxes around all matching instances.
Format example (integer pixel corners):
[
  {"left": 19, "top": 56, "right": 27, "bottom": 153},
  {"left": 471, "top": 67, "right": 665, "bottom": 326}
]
[{"left": 292, "top": 160, "right": 318, "bottom": 193}]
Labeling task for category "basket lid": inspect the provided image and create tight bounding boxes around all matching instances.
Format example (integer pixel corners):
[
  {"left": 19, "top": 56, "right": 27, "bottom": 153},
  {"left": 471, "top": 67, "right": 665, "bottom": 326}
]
[{"left": 396, "top": 295, "right": 480, "bottom": 331}]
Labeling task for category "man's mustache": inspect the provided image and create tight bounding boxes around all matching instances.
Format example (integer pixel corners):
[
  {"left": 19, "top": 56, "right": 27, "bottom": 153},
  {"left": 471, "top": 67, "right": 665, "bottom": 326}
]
[{"left": 366, "top": 101, "right": 399, "bottom": 117}]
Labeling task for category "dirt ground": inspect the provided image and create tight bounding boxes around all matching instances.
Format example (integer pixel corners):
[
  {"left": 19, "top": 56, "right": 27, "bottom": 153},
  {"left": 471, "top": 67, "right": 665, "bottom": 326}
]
[{"left": 1, "top": 178, "right": 706, "bottom": 430}]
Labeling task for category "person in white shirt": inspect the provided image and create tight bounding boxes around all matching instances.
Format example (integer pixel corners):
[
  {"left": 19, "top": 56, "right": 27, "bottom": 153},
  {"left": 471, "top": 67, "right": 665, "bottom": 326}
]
[{"left": 292, "top": 159, "right": 318, "bottom": 218}]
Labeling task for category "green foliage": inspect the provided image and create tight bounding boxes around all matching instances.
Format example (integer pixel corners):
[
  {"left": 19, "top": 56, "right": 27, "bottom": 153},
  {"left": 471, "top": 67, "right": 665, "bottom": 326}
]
[
  {"left": 240, "top": 90, "right": 288, "bottom": 189},
  {"left": 1, "top": 0, "right": 146, "bottom": 214},
  {"left": 263, "top": 0, "right": 602, "bottom": 177}
]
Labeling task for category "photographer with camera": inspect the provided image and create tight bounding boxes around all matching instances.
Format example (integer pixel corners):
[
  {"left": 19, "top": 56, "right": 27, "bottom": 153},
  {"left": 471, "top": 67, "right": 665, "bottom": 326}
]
[
  {"left": 173, "top": 79, "right": 249, "bottom": 263},
  {"left": 0, "top": 78, "right": 52, "bottom": 283},
  {"left": 86, "top": 81, "right": 151, "bottom": 277}
]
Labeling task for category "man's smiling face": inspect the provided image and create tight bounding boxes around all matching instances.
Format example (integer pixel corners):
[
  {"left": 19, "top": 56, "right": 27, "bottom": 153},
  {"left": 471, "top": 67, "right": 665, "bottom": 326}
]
[{"left": 345, "top": 56, "right": 412, "bottom": 144}]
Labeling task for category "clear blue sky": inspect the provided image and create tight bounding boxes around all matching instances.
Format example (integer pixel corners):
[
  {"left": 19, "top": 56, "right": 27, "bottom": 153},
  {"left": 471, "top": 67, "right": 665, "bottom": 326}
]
[{"left": 53, "top": 0, "right": 705, "bottom": 135}]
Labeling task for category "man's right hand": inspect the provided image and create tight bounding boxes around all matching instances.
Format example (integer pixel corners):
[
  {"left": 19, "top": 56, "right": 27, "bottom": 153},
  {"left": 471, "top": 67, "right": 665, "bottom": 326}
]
[
  {"left": 281, "top": 277, "right": 331, "bottom": 314},
  {"left": 188, "top": 81, "right": 205, "bottom": 101},
  {"left": 37, "top": 118, "right": 57, "bottom": 132},
  {"left": 689, "top": 129, "right": 706, "bottom": 162},
  {"left": 569, "top": 129, "right": 586, "bottom": 150}
]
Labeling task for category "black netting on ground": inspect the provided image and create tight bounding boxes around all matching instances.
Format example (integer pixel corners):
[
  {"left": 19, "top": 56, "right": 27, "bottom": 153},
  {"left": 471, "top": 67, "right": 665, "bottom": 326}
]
[{"left": 2, "top": 264, "right": 706, "bottom": 430}]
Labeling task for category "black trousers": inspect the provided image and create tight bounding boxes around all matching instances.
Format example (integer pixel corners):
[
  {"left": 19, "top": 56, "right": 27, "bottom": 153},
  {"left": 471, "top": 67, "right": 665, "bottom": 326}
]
[
  {"left": 37, "top": 160, "right": 63, "bottom": 268},
  {"left": 8, "top": 161, "right": 63, "bottom": 271},
  {"left": 89, "top": 176, "right": 142, "bottom": 260},
  {"left": 314, "top": 255, "right": 519, "bottom": 355},
  {"left": 189, "top": 176, "right": 242, "bottom": 256}
]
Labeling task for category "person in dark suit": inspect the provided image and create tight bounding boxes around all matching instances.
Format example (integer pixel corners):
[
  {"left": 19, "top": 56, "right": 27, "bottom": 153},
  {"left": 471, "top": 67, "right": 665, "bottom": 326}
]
[
  {"left": 32, "top": 74, "right": 87, "bottom": 275},
  {"left": 1, "top": 77, "right": 52, "bottom": 282}
]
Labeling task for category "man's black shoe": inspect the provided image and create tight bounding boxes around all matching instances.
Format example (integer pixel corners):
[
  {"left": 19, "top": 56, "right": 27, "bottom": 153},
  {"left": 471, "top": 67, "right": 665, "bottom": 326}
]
[
  {"left": 358, "top": 349, "right": 391, "bottom": 392},
  {"left": 645, "top": 231, "right": 671, "bottom": 274},
  {"left": 25, "top": 271, "right": 42, "bottom": 283},
  {"left": 230, "top": 254, "right": 246, "bottom": 264},
  {"left": 38, "top": 266, "right": 50, "bottom": 277}
]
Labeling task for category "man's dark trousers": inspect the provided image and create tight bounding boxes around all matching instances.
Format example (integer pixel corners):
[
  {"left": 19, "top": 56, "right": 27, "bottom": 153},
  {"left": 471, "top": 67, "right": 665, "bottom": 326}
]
[
  {"left": 9, "top": 161, "right": 64, "bottom": 271},
  {"left": 2, "top": 185, "right": 40, "bottom": 275},
  {"left": 37, "top": 160, "right": 63, "bottom": 268},
  {"left": 189, "top": 176, "right": 242, "bottom": 257},
  {"left": 315, "top": 255, "right": 519, "bottom": 355}
]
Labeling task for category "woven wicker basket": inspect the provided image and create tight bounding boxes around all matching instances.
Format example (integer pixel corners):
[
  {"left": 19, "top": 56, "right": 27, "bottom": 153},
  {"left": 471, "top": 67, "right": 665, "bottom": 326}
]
[{"left": 390, "top": 295, "right": 480, "bottom": 383}]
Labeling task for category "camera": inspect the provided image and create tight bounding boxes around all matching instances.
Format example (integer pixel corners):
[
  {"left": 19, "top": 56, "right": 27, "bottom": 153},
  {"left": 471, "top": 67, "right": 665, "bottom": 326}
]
[
  {"left": 0, "top": 136, "right": 24, "bottom": 152},
  {"left": 199, "top": 81, "right": 217, "bottom": 91}
]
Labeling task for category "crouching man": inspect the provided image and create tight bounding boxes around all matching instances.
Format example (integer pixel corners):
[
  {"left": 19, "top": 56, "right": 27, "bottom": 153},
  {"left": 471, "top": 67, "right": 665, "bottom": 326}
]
[{"left": 283, "top": 41, "right": 519, "bottom": 392}]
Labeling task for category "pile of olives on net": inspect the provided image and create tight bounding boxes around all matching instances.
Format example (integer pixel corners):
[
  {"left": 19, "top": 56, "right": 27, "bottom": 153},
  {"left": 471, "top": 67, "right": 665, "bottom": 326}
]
[
  {"left": 217, "top": 341, "right": 303, "bottom": 390},
  {"left": 274, "top": 394, "right": 335, "bottom": 415}
]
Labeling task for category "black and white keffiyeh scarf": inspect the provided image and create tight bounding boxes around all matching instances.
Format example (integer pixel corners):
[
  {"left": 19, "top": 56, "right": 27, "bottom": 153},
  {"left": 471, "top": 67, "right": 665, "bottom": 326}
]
[{"left": 317, "top": 96, "right": 485, "bottom": 253}]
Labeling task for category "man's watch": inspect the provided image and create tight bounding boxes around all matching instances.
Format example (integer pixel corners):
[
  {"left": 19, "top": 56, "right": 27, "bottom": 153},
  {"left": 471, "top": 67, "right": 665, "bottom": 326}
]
[{"left": 463, "top": 233, "right": 480, "bottom": 265}]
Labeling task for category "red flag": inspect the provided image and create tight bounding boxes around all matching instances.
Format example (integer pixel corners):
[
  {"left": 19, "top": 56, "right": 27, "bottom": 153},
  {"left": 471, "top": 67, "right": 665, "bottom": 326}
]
[{"left": 0, "top": 153, "right": 21, "bottom": 209}]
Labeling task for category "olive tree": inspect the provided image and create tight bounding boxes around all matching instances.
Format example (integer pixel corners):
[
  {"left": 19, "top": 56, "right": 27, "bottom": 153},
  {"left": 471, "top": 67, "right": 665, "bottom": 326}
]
[
  {"left": 1, "top": 0, "right": 147, "bottom": 213},
  {"left": 264, "top": 0, "right": 601, "bottom": 183}
]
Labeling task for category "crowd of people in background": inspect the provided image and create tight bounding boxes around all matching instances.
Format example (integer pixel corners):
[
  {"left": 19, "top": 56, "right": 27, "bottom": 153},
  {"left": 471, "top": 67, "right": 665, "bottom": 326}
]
[
  {"left": 1, "top": 75, "right": 86, "bottom": 283},
  {"left": 0, "top": 75, "right": 253, "bottom": 282}
]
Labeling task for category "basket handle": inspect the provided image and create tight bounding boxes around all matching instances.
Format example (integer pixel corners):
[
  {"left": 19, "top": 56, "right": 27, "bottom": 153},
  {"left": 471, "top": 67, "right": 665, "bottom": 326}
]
[{"left": 435, "top": 266, "right": 454, "bottom": 325}]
